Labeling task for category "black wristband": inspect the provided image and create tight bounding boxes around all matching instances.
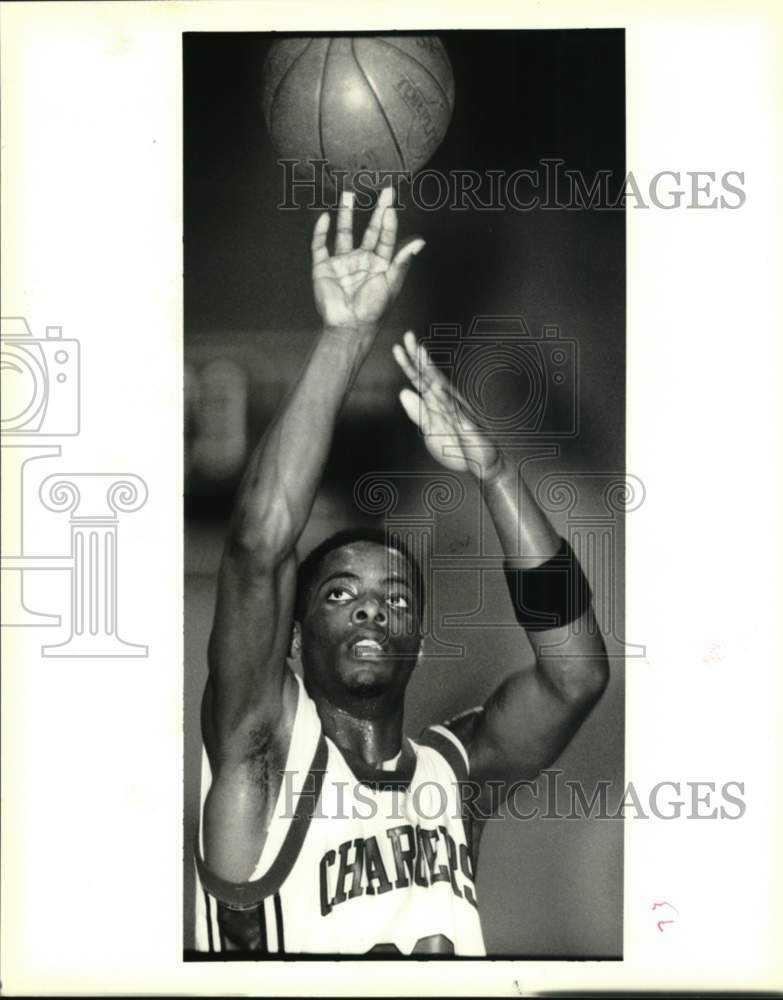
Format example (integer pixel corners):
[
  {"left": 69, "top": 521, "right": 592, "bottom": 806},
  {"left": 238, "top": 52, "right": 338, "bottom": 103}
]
[{"left": 503, "top": 536, "right": 592, "bottom": 632}]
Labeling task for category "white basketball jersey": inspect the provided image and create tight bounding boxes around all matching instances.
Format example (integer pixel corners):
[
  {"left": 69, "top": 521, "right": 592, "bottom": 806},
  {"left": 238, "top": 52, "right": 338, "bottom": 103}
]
[{"left": 195, "top": 672, "right": 485, "bottom": 956}]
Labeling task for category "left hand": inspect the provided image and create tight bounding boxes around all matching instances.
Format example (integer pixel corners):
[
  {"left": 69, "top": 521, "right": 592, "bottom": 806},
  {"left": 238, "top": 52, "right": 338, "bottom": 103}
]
[{"left": 393, "top": 331, "right": 504, "bottom": 480}]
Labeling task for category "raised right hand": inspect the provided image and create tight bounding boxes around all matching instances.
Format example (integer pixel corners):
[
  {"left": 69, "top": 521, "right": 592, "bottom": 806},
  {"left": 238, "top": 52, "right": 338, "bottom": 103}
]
[{"left": 311, "top": 187, "right": 425, "bottom": 332}]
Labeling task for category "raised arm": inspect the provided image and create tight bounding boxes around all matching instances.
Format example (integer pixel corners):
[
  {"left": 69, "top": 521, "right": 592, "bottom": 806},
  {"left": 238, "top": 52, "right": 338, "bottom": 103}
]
[
  {"left": 202, "top": 190, "right": 423, "bottom": 880},
  {"left": 395, "top": 333, "right": 608, "bottom": 802}
]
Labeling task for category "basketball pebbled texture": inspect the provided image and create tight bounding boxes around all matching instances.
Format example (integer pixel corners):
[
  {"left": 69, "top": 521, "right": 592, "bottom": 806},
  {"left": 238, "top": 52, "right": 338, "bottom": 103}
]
[{"left": 262, "top": 36, "right": 454, "bottom": 187}]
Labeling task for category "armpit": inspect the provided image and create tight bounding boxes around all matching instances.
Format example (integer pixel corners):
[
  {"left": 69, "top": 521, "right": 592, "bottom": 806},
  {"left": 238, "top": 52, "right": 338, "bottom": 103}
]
[{"left": 244, "top": 722, "right": 280, "bottom": 788}]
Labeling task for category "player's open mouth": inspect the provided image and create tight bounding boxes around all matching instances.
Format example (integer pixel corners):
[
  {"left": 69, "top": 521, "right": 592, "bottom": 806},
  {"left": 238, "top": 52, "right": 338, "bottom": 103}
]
[{"left": 351, "top": 638, "right": 385, "bottom": 658}]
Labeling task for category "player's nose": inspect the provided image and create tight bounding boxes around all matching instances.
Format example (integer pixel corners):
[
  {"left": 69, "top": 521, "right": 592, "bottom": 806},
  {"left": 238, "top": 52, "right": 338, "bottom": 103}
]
[{"left": 352, "top": 597, "right": 387, "bottom": 626}]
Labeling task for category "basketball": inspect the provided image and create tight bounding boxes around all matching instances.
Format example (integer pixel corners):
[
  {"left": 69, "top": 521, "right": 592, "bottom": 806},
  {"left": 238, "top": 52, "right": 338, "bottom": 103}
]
[{"left": 261, "top": 36, "right": 454, "bottom": 189}]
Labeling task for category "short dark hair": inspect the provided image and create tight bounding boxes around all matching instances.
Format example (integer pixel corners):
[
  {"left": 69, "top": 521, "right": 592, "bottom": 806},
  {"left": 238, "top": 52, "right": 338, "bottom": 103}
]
[{"left": 294, "top": 528, "right": 425, "bottom": 622}]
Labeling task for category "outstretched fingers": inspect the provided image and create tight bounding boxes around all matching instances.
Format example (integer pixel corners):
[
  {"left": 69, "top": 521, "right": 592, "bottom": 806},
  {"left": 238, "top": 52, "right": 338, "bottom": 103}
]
[
  {"left": 311, "top": 211, "right": 330, "bottom": 267},
  {"left": 401, "top": 384, "right": 458, "bottom": 444},
  {"left": 360, "top": 186, "right": 395, "bottom": 257},
  {"left": 399, "top": 386, "right": 423, "bottom": 426},
  {"left": 394, "top": 334, "right": 451, "bottom": 421},
  {"left": 403, "top": 331, "right": 449, "bottom": 397},
  {"left": 419, "top": 335, "right": 467, "bottom": 399},
  {"left": 392, "top": 341, "right": 420, "bottom": 388},
  {"left": 399, "top": 387, "right": 435, "bottom": 436},
  {"left": 402, "top": 332, "right": 477, "bottom": 429},
  {"left": 376, "top": 207, "right": 398, "bottom": 263},
  {"left": 386, "top": 238, "right": 425, "bottom": 297},
  {"left": 334, "top": 190, "right": 355, "bottom": 255}
]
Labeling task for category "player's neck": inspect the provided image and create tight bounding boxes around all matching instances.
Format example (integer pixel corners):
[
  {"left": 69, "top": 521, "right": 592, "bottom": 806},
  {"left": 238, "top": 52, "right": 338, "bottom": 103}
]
[{"left": 315, "top": 695, "right": 404, "bottom": 768}]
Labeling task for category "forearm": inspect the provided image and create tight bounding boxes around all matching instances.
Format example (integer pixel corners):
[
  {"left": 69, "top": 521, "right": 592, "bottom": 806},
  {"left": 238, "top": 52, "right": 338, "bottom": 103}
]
[
  {"left": 230, "top": 324, "right": 374, "bottom": 562},
  {"left": 478, "top": 451, "right": 560, "bottom": 565},
  {"left": 479, "top": 453, "right": 607, "bottom": 698}
]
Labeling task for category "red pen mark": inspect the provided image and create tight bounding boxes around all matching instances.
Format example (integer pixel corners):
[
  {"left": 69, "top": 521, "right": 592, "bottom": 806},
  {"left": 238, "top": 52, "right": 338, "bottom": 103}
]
[{"left": 651, "top": 900, "right": 679, "bottom": 932}]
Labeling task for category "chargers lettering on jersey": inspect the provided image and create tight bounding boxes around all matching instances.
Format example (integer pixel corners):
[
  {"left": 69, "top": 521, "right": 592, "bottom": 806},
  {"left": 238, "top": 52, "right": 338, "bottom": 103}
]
[
  {"left": 319, "top": 823, "right": 477, "bottom": 916},
  {"left": 196, "top": 677, "right": 488, "bottom": 955}
]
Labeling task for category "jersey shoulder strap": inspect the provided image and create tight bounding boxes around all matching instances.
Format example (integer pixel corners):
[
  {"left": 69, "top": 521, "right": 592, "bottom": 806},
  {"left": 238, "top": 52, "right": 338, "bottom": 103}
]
[
  {"left": 416, "top": 716, "right": 484, "bottom": 860},
  {"left": 416, "top": 721, "right": 471, "bottom": 782}
]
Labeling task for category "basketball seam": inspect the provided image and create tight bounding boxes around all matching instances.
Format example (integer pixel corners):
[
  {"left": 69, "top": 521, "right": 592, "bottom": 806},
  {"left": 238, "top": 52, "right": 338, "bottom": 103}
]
[
  {"left": 350, "top": 37, "right": 406, "bottom": 173},
  {"left": 371, "top": 37, "right": 454, "bottom": 114},
  {"left": 317, "top": 37, "right": 333, "bottom": 165},
  {"left": 268, "top": 38, "right": 316, "bottom": 135}
]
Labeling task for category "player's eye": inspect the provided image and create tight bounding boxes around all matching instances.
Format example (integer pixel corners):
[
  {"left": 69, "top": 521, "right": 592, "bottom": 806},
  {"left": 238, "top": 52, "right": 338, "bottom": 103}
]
[
  {"left": 387, "top": 593, "right": 409, "bottom": 610},
  {"left": 326, "top": 586, "right": 354, "bottom": 602}
]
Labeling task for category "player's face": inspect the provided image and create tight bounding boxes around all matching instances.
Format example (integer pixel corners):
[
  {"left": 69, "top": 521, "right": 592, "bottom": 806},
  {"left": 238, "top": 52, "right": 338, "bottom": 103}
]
[{"left": 298, "top": 542, "right": 422, "bottom": 706}]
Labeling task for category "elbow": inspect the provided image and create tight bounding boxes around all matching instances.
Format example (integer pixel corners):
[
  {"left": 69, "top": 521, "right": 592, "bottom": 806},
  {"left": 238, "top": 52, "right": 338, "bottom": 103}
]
[
  {"left": 227, "top": 503, "right": 296, "bottom": 572},
  {"left": 541, "top": 645, "right": 609, "bottom": 710},
  {"left": 227, "top": 530, "right": 291, "bottom": 574},
  {"left": 573, "top": 654, "right": 610, "bottom": 706}
]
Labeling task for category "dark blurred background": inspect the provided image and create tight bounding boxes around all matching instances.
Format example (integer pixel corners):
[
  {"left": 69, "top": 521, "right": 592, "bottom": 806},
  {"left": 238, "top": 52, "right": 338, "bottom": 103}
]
[{"left": 184, "top": 29, "right": 625, "bottom": 957}]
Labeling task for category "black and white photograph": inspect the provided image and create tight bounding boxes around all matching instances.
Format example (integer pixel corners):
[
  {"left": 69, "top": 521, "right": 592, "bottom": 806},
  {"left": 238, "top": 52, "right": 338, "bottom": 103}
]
[
  {"left": 2, "top": 1, "right": 782, "bottom": 994},
  {"left": 183, "top": 29, "right": 625, "bottom": 959}
]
